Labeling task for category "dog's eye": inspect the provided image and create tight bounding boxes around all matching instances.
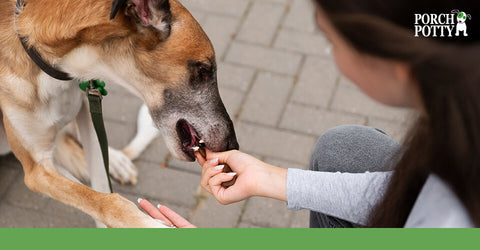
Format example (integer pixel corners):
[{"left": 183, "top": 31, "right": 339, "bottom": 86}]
[
  {"left": 198, "top": 64, "right": 212, "bottom": 81},
  {"left": 188, "top": 60, "right": 215, "bottom": 85}
]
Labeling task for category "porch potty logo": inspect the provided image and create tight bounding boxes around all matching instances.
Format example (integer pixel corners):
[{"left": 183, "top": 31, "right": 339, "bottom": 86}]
[{"left": 414, "top": 10, "right": 472, "bottom": 37}]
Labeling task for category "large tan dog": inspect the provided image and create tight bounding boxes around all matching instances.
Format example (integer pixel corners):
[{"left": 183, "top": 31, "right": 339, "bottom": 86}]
[{"left": 0, "top": 0, "right": 238, "bottom": 227}]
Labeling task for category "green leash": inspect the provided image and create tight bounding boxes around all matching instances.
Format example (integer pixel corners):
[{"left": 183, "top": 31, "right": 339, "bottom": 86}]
[{"left": 79, "top": 80, "right": 113, "bottom": 193}]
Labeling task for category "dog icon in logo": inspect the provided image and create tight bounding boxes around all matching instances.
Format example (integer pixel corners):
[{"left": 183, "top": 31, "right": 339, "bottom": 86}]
[{"left": 452, "top": 9, "right": 472, "bottom": 36}]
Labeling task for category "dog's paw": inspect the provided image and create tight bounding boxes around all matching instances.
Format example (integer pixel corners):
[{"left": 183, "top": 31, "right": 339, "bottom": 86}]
[{"left": 109, "top": 147, "right": 138, "bottom": 185}]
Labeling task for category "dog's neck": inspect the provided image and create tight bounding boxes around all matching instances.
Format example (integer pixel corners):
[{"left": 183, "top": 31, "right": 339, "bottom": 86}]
[
  {"left": 5, "top": 0, "right": 137, "bottom": 85},
  {"left": 14, "top": 0, "right": 132, "bottom": 70}
]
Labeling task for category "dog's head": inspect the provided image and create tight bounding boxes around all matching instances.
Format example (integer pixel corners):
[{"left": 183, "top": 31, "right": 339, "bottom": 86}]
[
  {"left": 457, "top": 12, "right": 467, "bottom": 23},
  {"left": 18, "top": 0, "right": 238, "bottom": 161},
  {"left": 115, "top": 0, "right": 239, "bottom": 161},
  {"left": 452, "top": 10, "right": 471, "bottom": 24}
]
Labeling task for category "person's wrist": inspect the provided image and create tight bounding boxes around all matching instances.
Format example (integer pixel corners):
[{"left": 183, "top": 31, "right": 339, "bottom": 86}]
[{"left": 253, "top": 164, "right": 287, "bottom": 201}]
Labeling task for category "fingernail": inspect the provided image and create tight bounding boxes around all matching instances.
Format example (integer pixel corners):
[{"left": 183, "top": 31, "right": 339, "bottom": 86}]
[
  {"left": 214, "top": 165, "right": 225, "bottom": 171},
  {"left": 137, "top": 198, "right": 143, "bottom": 204},
  {"left": 157, "top": 204, "right": 163, "bottom": 209},
  {"left": 209, "top": 158, "right": 219, "bottom": 164},
  {"left": 227, "top": 172, "right": 237, "bottom": 176}
]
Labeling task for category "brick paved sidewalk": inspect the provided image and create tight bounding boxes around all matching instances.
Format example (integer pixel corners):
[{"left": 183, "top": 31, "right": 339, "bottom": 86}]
[{"left": 0, "top": 0, "right": 412, "bottom": 228}]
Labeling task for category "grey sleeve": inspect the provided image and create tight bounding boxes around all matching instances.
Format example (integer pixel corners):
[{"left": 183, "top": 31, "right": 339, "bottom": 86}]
[{"left": 286, "top": 168, "right": 393, "bottom": 225}]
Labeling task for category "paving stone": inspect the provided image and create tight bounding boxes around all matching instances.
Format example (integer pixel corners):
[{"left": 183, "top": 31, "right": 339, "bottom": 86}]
[
  {"left": 167, "top": 157, "right": 201, "bottom": 175},
  {"left": 43, "top": 199, "right": 95, "bottom": 227},
  {"left": 236, "top": 122, "right": 317, "bottom": 165},
  {"left": 48, "top": 214, "right": 95, "bottom": 228},
  {"left": 201, "top": 15, "right": 240, "bottom": 58},
  {"left": 337, "top": 77, "right": 416, "bottom": 133},
  {"left": 290, "top": 209, "right": 310, "bottom": 228},
  {"left": 237, "top": 222, "right": 261, "bottom": 228},
  {"left": 217, "top": 62, "right": 255, "bottom": 92},
  {"left": 4, "top": 173, "right": 50, "bottom": 210},
  {"left": 291, "top": 56, "right": 339, "bottom": 108},
  {"left": 0, "top": 159, "right": 21, "bottom": 198},
  {"left": 0, "top": 203, "right": 91, "bottom": 228},
  {"left": 331, "top": 84, "right": 412, "bottom": 122},
  {"left": 218, "top": 86, "right": 244, "bottom": 118},
  {"left": 240, "top": 72, "right": 294, "bottom": 126},
  {"left": 280, "top": 103, "right": 366, "bottom": 136},
  {"left": 180, "top": 0, "right": 250, "bottom": 18},
  {"left": 242, "top": 197, "right": 292, "bottom": 228},
  {"left": 184, "top": 7, "right": 208, "bottom": 25},
  {"left": 103, "top": 92, "right": 143, "bottom": 124},
  {"left": 283, "top": 0, "right": 318, "bottom": 33},
  {"left": 225, "top": 42, "right": 303, "bottom": 76},
  {"left": 264, "top": 157, "right": 309, "bottom": 170},
  {"left": 136, "top": 136, "right": 171, "bottom": 165},
  {"left": 256, "top": 0, "right": 288, "bottom": 4},
  {"left": 190, "top": 195, "right": 245, "bottom": 228},
  {"left": 104, "top": 120, "right": 138, "bottom": 149},
  {"left": 338, "top": 76, "right": 356, "bottom": 88},
  {"left": 237, "top": 1, "right": 286, "bottom": 45},
  {"left": 274, "top": 29, "right": 330, "bottom": 56},
  {"left": 113, "top": 161, "right": 200, "bottom": 207},
  {"left": 0, "top": 157, "right": 93, "bottom": 227},
  {"left": 0, "top": 153, "right": 19, "bottom": 164}
]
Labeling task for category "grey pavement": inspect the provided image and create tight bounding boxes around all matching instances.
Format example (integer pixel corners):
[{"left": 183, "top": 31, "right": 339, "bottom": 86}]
[{"left": 0, "top": 0, "right": 412, "bottom": 228}]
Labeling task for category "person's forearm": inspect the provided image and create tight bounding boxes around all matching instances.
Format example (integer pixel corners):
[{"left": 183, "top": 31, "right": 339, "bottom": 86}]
[
  {"left": 254, "top": 165, "right": 287, "bottom": 202},
  {"left": 286, "top": 169, "right": 393, "bottom": 225}
]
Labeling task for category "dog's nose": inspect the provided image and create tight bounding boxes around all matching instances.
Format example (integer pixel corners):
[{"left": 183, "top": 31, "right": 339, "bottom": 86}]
[{"left": 226, "top": 134, "right": 239, "bottom": 151}]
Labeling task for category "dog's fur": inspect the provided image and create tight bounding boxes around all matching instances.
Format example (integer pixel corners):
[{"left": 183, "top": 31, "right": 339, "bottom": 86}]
[{"left": 0, "top": 0, "right": 238, "bottom": 227}]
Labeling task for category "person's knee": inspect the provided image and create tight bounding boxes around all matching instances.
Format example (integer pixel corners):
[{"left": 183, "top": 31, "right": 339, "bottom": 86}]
[
  {"left": 310, "top": 125, "right": 400, "bottom": 173},
  {"left": 310, "top": 125, "right": 363, "bottom": 171}
]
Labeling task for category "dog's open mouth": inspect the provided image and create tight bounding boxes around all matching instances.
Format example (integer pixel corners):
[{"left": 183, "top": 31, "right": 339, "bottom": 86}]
[{"left": 176, "top": 119, "right": 201, "bottom": 160}]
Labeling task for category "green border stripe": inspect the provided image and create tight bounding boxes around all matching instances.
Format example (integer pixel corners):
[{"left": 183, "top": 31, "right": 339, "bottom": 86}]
[{"left": 1, "top": 229, "right": 479, "bottom": 249}]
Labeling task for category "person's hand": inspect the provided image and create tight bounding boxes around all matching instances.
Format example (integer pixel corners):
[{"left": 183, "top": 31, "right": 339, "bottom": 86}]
[
  {"left": 196, "top": 149, "right": 287, "bottom": 205},
  {"left": 138, "top": 198, "right": 196, "bottom": 228}
]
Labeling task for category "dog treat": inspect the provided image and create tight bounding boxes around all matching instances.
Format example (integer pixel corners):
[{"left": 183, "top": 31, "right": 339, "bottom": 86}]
[{"left": 194, "top": 140, "right": 237, "bottom": 189}]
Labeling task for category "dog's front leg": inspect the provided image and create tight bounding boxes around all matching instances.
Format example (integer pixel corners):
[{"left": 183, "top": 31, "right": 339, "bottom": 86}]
[{"left": 3, "top": 110, "right": 166, "bottom": 228}]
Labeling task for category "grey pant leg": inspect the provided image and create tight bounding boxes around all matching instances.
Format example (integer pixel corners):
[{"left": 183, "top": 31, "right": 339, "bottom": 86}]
[{"left": 309, "top": 125, "right": 402, "bottom": 228}]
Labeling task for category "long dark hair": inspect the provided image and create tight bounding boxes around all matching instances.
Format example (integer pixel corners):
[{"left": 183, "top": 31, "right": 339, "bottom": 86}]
[{"left": 313, "top": 0, "right": 480, "bottom": 227}]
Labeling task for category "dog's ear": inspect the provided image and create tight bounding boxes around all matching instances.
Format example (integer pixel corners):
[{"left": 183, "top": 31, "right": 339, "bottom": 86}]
[
  {"left": 125, "top": 0, "right": 172, "bottom": 39},
  {"left": 110, "top": 0, "right": 128, "bottom": 20}
]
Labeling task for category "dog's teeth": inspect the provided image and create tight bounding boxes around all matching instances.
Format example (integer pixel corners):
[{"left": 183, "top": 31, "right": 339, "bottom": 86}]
[{"left": 192, "top": 146, "right": 200, "bottom": 151}]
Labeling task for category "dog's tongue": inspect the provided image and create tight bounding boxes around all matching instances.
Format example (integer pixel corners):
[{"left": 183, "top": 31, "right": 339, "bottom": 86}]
[{"left": 181, "top": 121, "right": 200, "bottom": 149}]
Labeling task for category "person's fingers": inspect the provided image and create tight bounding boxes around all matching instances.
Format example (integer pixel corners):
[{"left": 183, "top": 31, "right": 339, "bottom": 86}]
[
  {"left": 200, "top": 164, "right": 225, "bottom": 192},
  {"left": 203, "top": 157, "right": 219, "bottom": 169},
  {"left": 206, "top": 150, "right": 237, "bottom": 165},
  {"left": 138, "top": 199, "right": 173, "bottom": 226},
  {"left": 195, "top": 151, "right": 206, "bottom": 166},
  {"left": 196, "top": 148, "right": 218, "bottom": 166},
  {"left": 209, "top": 172, "right": 237, "bottom": 188},
  {"left": 158, "top": 205, "right": 197, "bottom": 228},
  {"left": 208, "top": 172, "right": 237, "bottom": 202}
]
